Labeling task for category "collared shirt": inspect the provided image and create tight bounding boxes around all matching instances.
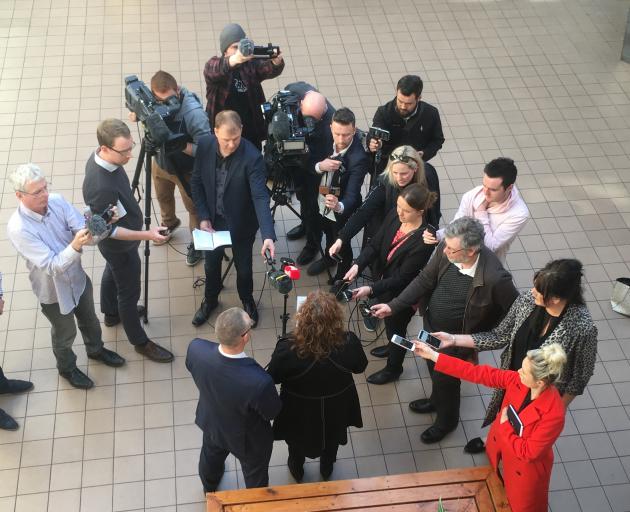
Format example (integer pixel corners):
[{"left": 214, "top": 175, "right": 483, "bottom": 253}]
[
  {"left": 7, "top": 194, "right": 87, "bottom": 315},
  {"left": 94, "top": 149, "right": 118, "bottom": 172},
  {"left": 218, "top": 345, "right": 247, "bottom": 358},
  {"left": 454, "top": 253, "right": 480, "bottom": 277}
]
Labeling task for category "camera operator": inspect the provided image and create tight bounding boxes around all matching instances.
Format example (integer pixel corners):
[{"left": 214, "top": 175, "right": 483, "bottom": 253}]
[
  {"left": 204, "top": 23, "right": 285, "bottom": 150},
  {"left": 128, "top": 71, "right": 211, "bottom": 266},
  {"left": 306, "top": 108, "right": 369, "bottom": 286},
  {"left": 190, "top": 111, "right": 276, "bottom": 328},
  {"left": 282, "top": 82, "right": 337, "bottom": 266},
  {"left": 83, "top": 119, "right": 175, "bottom": 364},
  {"left": 368, "top": 75, "right": 443, "bottom": 224}
]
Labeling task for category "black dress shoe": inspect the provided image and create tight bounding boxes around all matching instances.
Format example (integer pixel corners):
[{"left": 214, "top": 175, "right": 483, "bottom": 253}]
[
  {"left": 104, "top": 305, "right": 146, "bottom": 327},
  {"left": 287, "top": 456, "right": 304, "bottom": 482},
  {"left": 192, "top": 298, "right": 218, "bottom": 327},
  {"left": 242, "top": 299, "right": 259, "bottom": 328},
  {"left": 0, "top": 379, "right": 34, "bottom": 395},
  {"left": 286, "top": 224, "right": 305, "bottom": 240},
  {"left": 88, "top": 348, "right": 126, "bottom": 368},
  {"left": 408, "top": 398, "right": 436, "bottom": 414},
  {"left": 421, "top": 425, "right": 452, "bottom": 444},
  {"left": 464, "top": 437, "right": 486, "bottom": 454},
  {"left": 0, "top": 409, "right": 18, "bottom": 431},
  {"left": 60, "top": 367, "right": 94, "bottom": 389},
  {"left": 370, "top": 345, "right": 390, "bottom": 358},
  {"left": 307, "top": 257, "right": 336, "bottom": 276},
  {"left": 296, "top": 246, "right": 318, "bottom": 266},
  {"left": 135, "top": 340, "right": 174, "bottom": 363},
  {"left": 320, "top": 461, "right": 334, "bottom": 481},
  {"left": 366, "top": 367, "right": 402, "bottom": 385}
]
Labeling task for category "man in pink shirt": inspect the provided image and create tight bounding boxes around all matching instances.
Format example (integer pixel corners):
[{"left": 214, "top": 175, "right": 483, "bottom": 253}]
[{"left": 425, "top": 157, "right": 529, "bottom": 264}]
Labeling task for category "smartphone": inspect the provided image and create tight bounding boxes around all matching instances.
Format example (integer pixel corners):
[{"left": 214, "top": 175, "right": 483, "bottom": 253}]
[
  {"left": 425, "top": 224, "right": 436, "bottom": 237},
  {"left": 417, "top": 329, "right": 441, "bottom": 349},
  {"left": 330, "top": 253, "right": 343, "bottom": 264},
  {"left": 390, "top": 334, "right": 416, "bottom": 351}
]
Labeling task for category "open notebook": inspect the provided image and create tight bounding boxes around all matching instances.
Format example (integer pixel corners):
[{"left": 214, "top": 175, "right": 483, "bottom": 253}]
[{"left": 192, "top": 229, "right": 232, "bottom": 251}]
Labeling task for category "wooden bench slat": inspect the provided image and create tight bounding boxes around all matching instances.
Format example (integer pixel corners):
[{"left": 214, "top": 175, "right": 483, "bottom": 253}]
[{"left": 207, "top": 467, "right": 493, "bottom": 506}]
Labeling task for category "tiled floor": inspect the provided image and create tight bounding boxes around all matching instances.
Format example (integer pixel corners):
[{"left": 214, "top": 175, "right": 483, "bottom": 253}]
[{"left": 1, "top": 0, "right": 630, "bottom": 511}]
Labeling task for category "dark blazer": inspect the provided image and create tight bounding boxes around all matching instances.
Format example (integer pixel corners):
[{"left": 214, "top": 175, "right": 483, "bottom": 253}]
[
  {"left": 191, "top": 134, "right": 276, "bottom": 242},
  {"left": 329, "top": 134, "right": 369, "bottom": 221},
  {"left": 373, "top": 98, "right": 444, "bottom": 163},
  {"left": 354, "top": 208, "right": 435, "bottom": 303},
  {"left": 389, "top": 243, "right": 519, "bottom": 334},
  {"left": 267, "top": 332, "right": 367, "bottom": 457},
  {"left": 186, "top": 338, "right": 282, "bottom": 457}
]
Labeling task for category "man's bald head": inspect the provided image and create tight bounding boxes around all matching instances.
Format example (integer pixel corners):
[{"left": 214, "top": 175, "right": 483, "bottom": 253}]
[{"left": 301, "top": 90, "right": 327, "bottom": 121}]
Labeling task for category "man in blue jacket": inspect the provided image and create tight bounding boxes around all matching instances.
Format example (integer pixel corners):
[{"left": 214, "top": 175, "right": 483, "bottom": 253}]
[
  {"left": 186, "top": 307, "right": 281, "bottom": 491},
  {"left": 190, "top": 110, "right": 276, "bottom": 327}
]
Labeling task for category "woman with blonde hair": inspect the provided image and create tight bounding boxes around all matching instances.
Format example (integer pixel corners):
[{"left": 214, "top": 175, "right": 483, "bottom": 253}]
[
  {"left": 267, "top": 290, "right": 367, "bottom": 482},
  {"left": 414, "top": 341, "right": 567, "bottom": 512}
]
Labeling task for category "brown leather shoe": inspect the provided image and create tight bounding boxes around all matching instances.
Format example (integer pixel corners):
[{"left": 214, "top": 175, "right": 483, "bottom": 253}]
[{"left": 135, "top": 340, "right": 174, "bottom": 363}]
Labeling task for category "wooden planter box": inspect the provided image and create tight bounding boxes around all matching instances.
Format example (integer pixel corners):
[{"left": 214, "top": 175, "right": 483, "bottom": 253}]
[{"left": 207, "top": 465, "right": 510, "bottom": 511}]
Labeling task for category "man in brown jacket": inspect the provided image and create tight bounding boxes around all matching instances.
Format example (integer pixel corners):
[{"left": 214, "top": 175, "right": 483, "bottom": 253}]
[{"left": 371, "top": 216, "right": 518, "bottom": 443}]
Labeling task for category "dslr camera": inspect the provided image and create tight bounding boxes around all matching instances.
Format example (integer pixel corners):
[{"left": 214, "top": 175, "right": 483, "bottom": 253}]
[
  {"left": 368, "top": 126, "right": 391, "bottom": 142},
  {"left": 124, "top": 75, "right": 186, "bottom": 152}
]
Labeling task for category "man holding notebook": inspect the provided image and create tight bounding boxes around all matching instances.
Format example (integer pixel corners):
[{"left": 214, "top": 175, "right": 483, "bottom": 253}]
[{"left": 190, "top": 110, "right": 275, "bottom": 328}]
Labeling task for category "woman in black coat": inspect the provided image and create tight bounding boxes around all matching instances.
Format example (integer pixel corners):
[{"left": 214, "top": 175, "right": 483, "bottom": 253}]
[
  {"left": 344, "top": 183, "right": 437, "bottom": 385},
  {"left": 329, "top": 145, "right": 440, "bottom": 260},
  {"left": 267, "top": 290, "right": 368, "bottom": 482}
]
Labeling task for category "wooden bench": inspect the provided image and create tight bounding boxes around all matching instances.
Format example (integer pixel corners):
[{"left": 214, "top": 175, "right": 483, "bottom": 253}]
[{"left": 207, "top": 465, "right": 510, "bottom": 511}]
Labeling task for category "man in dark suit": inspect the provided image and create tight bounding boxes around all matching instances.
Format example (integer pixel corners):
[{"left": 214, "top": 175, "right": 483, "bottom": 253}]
[
  {"left": 186, "top": 307, "right": 281, "bottom": 491},
  {"left": 190, "top": 110, "right": 276, "bottom": 327},
  {"left": 306, "top": 107, "right": 369, "bottom": 287}
]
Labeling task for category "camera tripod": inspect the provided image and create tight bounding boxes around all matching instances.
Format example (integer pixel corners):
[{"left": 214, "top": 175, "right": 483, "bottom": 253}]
[{"left": 267, "top": 161, "right": 334, "bottom": 282}]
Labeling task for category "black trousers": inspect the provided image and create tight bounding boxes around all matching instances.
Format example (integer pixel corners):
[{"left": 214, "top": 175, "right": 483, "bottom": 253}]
[
  {"left": 199, "top": 431, "right": 272, "bottom": 492},
  {"left": 0, "top": 366, "right": 8, "bottom": 393},
  {"left": 294, "top": 172, "right": 321, "bottom": 251},
  {"left": 287, "top": 441, "right": 339, "bottom": 467},
  {"left": 384, "top": 307, "right": 416, "bottom": 373},
  {"left": 425, "top": 344, "right": 474, "bottom": 431},
  {"left": 203, "top": 217, "right": 256, "bottom": 303},
  {"left": 319, "top": 217, "right": 352, "bottom": 279},
  {"left": 99, "top": 247, "right": 148, "bottom": 345}
]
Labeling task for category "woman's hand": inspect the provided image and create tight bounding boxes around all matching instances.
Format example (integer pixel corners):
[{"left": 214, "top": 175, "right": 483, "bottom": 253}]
[
  {"left": 343, "top": 264, "right": 359, "bottom": 282},
  {"left": 422, "top": 229, "right": 438, "bottom": 245},
  {"left": 431, "top": 331, "right": 456, "bottom": 349},
  {"left": 352, "top": 286, "right": 371, "bottom": 300},
  {"left": 413, "top": 341, "right": 439, "bottom": 362},
  {"left": 500, "top": 406, "right": 508, "bottom": 424}
]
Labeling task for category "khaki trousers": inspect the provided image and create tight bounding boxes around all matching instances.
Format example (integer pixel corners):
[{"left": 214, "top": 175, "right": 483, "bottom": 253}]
[{"left": 152, "top": 158, "right": 198, "bottom": 232}]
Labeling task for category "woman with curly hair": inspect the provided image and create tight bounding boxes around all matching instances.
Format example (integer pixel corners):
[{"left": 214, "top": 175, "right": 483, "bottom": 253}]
[{"left": 267, "top": 290, "right": 367, "bottom": 482}]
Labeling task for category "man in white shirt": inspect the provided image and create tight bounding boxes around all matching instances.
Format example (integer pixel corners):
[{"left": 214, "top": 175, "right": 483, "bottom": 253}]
[
  {"left": 7, "top": 163, "right": 130, "bottom": 389},
  {"left": 425, "top": 157, "right": 529, "bottom": 265}
]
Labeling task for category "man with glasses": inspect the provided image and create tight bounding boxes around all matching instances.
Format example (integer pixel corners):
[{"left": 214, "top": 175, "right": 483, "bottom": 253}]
[
  {"left": 371, "top": 217, "right": 518, "bottom": 443},
  {"left": 129, "top": 71, "right": 211, "bottom": 266},
  {"left": 186, "top": 307, "right": 281, "bottom": 491},
  {"left": 83, "top": 118, "right": 175, "bottom": 364},
  {"left": 7, "top": 163, "right": 129, "bottom": 389}
]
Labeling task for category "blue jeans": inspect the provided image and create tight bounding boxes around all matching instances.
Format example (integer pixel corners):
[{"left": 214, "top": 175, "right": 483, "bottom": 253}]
[{"left": 40, "top": 278, "right": 104, "bottom": 373}]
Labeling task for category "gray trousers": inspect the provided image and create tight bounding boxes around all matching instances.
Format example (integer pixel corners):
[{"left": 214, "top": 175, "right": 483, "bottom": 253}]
[{"left": 40, "top": 278, "right": 104, "bottom": 373}]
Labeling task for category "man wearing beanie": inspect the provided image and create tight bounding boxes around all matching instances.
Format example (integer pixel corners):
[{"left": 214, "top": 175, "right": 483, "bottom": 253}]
[{"left": 204, "top": 23, "right": 285, "bottom": 150}]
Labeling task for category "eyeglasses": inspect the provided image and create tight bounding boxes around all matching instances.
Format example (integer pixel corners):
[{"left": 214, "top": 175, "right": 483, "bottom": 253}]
[
  {"left": 20, "top": 183, "right": 49, "bottom": 197},
  {"left": 444, "top": 246, "right": 465, "bottom": 255},
  {"left": 241, "top": 327, "right": 252, "bottom": 337},
  {"left": 108, "top": 141, "right": 136, "bottom": 155}
]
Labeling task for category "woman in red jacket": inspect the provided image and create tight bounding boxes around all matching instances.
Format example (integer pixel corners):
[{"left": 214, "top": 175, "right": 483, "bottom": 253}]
[{"left": 413, "top": 341, "right": 567, "bottom": 512}]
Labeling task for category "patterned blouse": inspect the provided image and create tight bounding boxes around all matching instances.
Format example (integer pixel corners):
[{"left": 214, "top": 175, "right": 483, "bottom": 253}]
[{"left": 472, "top": 291, "right": 598, "bottom": 426}]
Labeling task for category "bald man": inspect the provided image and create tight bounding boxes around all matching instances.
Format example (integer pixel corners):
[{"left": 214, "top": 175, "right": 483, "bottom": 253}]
[{"left": 282, "top": 82, "right": 336, "bottom": 265}]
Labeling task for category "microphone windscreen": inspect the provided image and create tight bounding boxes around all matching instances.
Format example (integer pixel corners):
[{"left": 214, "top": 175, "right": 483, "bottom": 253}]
[
  {"left": 239, "top": 38, "right": 254, "bottom": 57},
  {"left": 270, "top": 110, "right": 291, "bottom": 141}
]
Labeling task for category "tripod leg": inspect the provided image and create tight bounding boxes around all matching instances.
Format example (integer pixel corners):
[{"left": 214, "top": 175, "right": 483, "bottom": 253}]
[{"left": 141, "top": 143, "right": 152, "bottom": 323}]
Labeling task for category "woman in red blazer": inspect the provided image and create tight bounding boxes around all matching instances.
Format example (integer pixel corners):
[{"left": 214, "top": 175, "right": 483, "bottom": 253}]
[{"left": 414, "top": 341, "right": 567, "bottom": 512}]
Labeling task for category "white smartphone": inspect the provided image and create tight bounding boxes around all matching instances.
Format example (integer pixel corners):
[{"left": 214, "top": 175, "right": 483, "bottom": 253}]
[
  {"left": 390, "top": 334, "right": 416, "bottom": 351},
  {"left": 418, "top": 329, "right": 441, "bottom": 349}
]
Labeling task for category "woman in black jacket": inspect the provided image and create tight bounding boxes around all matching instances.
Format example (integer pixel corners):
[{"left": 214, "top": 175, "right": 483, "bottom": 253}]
[
  {"left": 329, "top": 145, "right": 440, "bottom": 260},
  {"left": 344, "top": 183, "right": 437, "bottom": 385},
  {"left": 267, "top": 290, "right": 368, "bottom": 482}
]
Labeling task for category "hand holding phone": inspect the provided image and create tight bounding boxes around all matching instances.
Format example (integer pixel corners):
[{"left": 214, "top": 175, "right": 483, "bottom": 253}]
[
  {"left": 390, "top": 334, "right": 417, "bottom": 351},
  {"left": 418, "top": 329, "right": 441, "bottom": 349}
]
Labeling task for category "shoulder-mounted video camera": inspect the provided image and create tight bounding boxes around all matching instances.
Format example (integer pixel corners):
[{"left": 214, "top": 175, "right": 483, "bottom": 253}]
[
  {"left": 261, "top": 90, "right": 308, "bottom": 157},
  {"left": 124, "top": 75, "right": 187, "bottom": 153}
]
